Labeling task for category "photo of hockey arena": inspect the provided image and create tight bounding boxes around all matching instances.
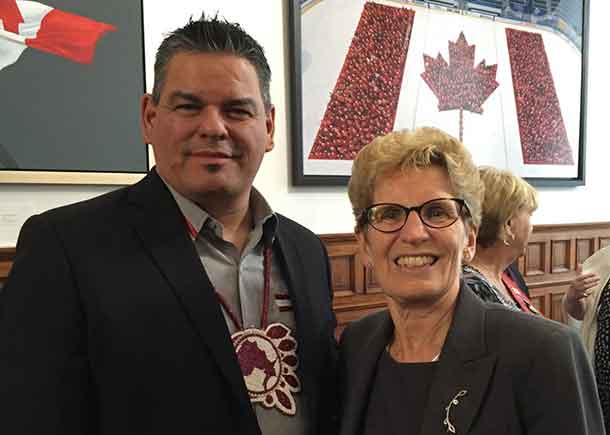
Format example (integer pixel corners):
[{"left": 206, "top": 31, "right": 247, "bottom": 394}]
[{"left": 300, "top": 0, "right": 584, "bottom": 180}]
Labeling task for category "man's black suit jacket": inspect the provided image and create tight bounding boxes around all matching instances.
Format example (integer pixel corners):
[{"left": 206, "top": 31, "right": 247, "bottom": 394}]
[{"left": 0, "top": 170, "right": 338, "bottom": 435}]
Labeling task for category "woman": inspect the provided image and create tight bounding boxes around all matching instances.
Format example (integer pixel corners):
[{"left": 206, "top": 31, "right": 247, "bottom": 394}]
[
  {"left": 564, "top": 252, "right": 610, "bottom": 431},
  {"left": 339, "top": 127, "right": 603, "bottom": 435},
  {"left": 462, "top": 166, "right": 539, "bottom": 314}
]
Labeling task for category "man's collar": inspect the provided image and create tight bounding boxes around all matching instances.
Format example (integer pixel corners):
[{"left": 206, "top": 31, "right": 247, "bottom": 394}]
[{"left": 159, "top": 175, "right": 277, "bottom": 239}]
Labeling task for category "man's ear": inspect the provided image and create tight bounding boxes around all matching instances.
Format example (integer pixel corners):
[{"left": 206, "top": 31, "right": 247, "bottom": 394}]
[
  {"left": 264, "top": 105, "right": 276, "bottom": 152},
  {"left": 140, "top": 94, "right": 158, "bottom": 145}
]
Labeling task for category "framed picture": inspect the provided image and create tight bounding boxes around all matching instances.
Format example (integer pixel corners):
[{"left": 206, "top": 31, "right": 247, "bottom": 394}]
[
  {"left": 290, "top": 0, "right": 589, "bottom": 186},
  {"left": 0, "top": 0, "right": 147, "bottom": 184}
]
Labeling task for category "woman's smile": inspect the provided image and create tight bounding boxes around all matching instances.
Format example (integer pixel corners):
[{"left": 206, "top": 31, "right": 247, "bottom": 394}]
[{"left": 393, "top": 255, "right": 437, "bottom": 268}]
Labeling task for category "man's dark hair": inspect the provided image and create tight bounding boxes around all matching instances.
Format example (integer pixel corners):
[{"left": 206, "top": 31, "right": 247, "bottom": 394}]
[{"left": 152, "top": 12, "right": 272, "bottom": 110}]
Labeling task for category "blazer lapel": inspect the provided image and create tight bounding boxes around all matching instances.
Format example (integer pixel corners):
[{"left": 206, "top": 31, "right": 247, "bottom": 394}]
[
  {"left": 273, "top": 222, "right": 321, "bottom": 422},
  {"left": 419, "top": 286, "right": 497, "bottom": 435},
  {"left": 124, "top": 170, "right": 255, "bottom": 422},
  {"left": 340, "top": 311, "right": 393, "bottom": 435},
  {"left": 274, "top": 224, "right": 314, "bottom": 367}
]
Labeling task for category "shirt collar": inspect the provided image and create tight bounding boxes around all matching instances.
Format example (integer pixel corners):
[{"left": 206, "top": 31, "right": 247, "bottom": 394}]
[{"left": 160, "top": 176, "right": 277, "bottom": 240}]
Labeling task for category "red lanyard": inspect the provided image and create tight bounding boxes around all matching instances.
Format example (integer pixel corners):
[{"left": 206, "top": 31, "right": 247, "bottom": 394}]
[
  {"left": 501, "top": 271, "right": 540, "bottom": 315},
  {"left": 185, "top": 217, "right": 273, "bottom": 330}
]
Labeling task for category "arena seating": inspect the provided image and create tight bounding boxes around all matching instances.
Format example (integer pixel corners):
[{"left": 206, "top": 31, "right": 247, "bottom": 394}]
[
  {"left": 505, "top": 28, "right": 573, "bottom": 165},
  {"left": 308, "top": 3, "right": 415, "bottom": 160},
  {"left": 408, "top": 0, "right": 583, "bottom": 49}
]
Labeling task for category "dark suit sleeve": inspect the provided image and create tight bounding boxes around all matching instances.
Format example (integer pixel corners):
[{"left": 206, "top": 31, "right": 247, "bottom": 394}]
[
  {"left": 0, "top": 215, "right": 95, "bottom": 434},
  {"left": 517, "top": 325, "right": 605, "bottom": 434},
  {"left": 320, "top": 238, "right": 337, "bottom": 330},
  {"left": 317, "top": 236, "right": 340, "bottom": 435},
  {"left": 337, "top": 320, "right": 354, "bottom": 429}
]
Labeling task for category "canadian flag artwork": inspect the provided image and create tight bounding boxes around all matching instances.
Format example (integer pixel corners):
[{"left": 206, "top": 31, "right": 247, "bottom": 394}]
[
  {"left": 302, "top": 1, "right": 583, "bottom": 179},
  {"left": 0, "top": 0, "right": 116, "bottom": 71}
]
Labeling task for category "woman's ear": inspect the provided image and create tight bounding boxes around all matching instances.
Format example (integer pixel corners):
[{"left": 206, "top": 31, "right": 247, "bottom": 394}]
[
  {"left": 505, "top": 220, "right": 516, "bottom": 241},
  {"left": 462, "top": 247, "right": 474, "bottom": 263},
  {"left": 462, "top": 224, "right": 477, "bottom": 263},
  {"left": 355, "top": 229, "right": 372, "bottom": 268}
]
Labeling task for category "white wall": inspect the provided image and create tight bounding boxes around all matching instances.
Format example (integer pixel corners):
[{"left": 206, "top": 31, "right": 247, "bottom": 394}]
[{"left": 0, "top": 0, "right": 608, "bottom": 246}]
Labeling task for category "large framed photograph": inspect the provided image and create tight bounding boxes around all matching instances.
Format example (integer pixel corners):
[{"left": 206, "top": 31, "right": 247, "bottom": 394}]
[
  {"left": 290, "top": 0, "right": 589, "bottom": 186},
  {"left": 0, "top": 0, "right": 147, "bottom": 184}
]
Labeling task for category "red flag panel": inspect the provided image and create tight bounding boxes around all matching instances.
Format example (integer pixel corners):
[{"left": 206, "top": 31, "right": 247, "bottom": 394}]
[
  {"left": 0, "top": 0, "right": 24, "bottom": 33},
  {"left": 25, "top": 7, "right": 116, "bottom": 64},
  {"left": 308, "top": 3, "right": 415, "bottom": 160},
  {"left": 506, "top": 28, "right": 573, "bottom": 165}
]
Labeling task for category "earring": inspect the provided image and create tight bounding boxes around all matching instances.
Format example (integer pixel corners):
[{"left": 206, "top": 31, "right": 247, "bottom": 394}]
[{"left": 502, "top": 238, "right": 510, "bottom": 247}]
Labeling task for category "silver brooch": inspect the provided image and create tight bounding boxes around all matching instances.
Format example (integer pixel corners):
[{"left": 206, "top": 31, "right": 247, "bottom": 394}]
[{"left": 443, "top": 390, "right": 468, "bottom": 433}]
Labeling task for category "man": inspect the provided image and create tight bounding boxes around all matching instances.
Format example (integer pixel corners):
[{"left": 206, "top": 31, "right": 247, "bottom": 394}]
[
  {"left": 564, "top": 258, "right": 610, "bottom": 432},
  {"left": 0, "top": 14, "right": 338, "bottom": 435}
]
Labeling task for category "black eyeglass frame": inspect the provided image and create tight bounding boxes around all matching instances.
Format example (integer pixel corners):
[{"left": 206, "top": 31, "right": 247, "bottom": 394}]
[{"left": 360, "top": 197, "right": 470, "bottom": 233}]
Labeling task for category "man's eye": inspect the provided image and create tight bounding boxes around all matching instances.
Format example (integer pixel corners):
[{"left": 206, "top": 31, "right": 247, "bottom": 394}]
[
  {"left": 227, "top": 108, "right": 253, "bottom": 119},
  {"left": 174, "top": 104, "right": 200, "bottom": 113}
]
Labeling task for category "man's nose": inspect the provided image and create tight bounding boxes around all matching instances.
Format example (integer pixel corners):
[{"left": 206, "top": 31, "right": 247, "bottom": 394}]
[{"left": 197, "top": 106, "right": 228, "bottom": 139}]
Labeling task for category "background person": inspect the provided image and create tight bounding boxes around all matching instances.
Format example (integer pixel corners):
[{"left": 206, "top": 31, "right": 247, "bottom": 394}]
[
  {"left": 0, "top": 14, "right": 337, "bottom": 435},
  {"left": 462, "top": 166, "right": 540, "bottom": 314},
  {"left": 564, "top": 248, "right": 610, "bottom": 432},
  {"left": 338, "top": 127, "right": 603, "bottom": 435},
  {"left": 506, "top": 261, "right": 530, "bottom": 297}
]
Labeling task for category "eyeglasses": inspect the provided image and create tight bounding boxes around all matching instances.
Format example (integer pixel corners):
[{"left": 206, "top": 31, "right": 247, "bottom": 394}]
[{"left": 361, "top": 198, "right": 469, "bottom": 233}]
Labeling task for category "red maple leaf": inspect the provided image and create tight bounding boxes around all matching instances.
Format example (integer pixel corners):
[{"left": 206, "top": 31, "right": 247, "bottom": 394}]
[{"left": 421, "top": 32, "right": 499, "bottom": 141}]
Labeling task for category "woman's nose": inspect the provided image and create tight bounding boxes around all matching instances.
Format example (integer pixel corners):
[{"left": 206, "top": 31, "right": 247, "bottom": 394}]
[{"left": 398, "top": 210, "right": 429, "bottom": 242}]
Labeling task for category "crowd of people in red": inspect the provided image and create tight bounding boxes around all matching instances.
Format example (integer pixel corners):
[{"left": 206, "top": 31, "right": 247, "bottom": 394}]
[
  {"left": 506, "top": 28, "right": 574, "bottom": 165},
  {"left": 308, "top": 3, "right": 414, "bottom": 160}
]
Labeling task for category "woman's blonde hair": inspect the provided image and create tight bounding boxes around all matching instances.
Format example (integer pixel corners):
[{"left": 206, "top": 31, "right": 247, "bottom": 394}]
[
  {"left": 348, "top": 127, "right": 483, "bottom": 231},
  {"left": 476, "top": 166, "right": 538, "bottom": 248}
]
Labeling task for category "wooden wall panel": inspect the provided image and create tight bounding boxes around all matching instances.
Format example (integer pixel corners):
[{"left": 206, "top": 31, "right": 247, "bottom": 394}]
[
  {"left": 3, "top": 223, "right": 610, "bottom": 332},
  {"left": 365, "top": 268, "right": 382, "bottom": 294},
  {"left": 0, "top": 248, "right": 14, "bottom": 288},
  {"left": 320, "top": 222, "right": 610, "bottom": 331},
  {"left": 329, "top": 255, "right": 356, "bottom": 297},
  {"left": 551, "top": 290, "right": 569, "bottom": 323},
  {"left": 525, "top": 242, "right": 545, "bottom": 277},
  {"left": 550, "top": 239, "right": 570, "bottom": 273},
  {"left": 576, "top": 238, "right": 595, "bottom": 265},
  {"left": 529, "top": 294, "right": 545, "bottom": 317}
]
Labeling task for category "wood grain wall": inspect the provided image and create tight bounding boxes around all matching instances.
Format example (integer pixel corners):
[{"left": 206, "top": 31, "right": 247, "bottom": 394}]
[
  {"left": 321, "top": 222, "right": 610, "bottom": 335},
  {"left": 0, "top": 248, "right": 13, "bottom": 288},
  {"left": 2, "top": 223, "right": 610, "bottom": 335}
]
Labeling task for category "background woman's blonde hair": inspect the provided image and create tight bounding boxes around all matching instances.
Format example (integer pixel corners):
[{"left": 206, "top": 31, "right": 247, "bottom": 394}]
[
  {"left": 348, "top": 127, "right": 483, "bottom": 231},
  {"left": 476, "top": 166, "right": 539, "bottom": 248}
]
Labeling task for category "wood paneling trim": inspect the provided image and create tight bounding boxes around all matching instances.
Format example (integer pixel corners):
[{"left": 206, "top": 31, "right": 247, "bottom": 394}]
[
  {"left": 321, "top": 222, "right": 610, "bottom": 326},
  {"left": 0, "top": 247, "right": 15, "bottom": 285},
  {"left": 2, "top": 222, "right": 610, "bottom": 327}
]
